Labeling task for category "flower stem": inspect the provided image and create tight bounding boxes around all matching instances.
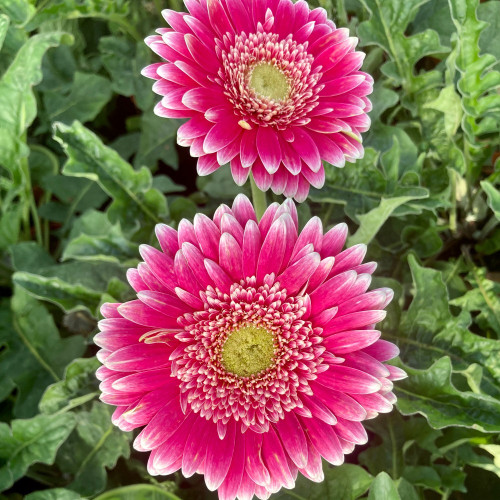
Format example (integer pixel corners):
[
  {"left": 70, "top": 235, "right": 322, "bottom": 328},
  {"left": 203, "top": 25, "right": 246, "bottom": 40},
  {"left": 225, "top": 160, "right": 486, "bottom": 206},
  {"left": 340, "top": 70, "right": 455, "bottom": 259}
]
[{"left": 249, "top": 174, "right": 267, "bottom": 221}]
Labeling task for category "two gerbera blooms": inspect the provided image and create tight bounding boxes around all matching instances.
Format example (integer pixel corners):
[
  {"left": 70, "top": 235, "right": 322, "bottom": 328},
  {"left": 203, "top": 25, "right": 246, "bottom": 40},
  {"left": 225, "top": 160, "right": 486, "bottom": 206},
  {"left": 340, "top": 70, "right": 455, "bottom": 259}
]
[{"left": 95, "top": 1, "right": 406, "bottom": 499}]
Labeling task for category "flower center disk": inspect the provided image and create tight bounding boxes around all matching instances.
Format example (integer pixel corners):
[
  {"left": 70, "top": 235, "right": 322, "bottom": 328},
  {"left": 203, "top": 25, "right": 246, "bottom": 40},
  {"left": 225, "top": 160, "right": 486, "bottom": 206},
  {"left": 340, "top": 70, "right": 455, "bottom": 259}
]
[
  {"left": 222, "top": 325, "right": 275, "bottom": 377},
  {"left": 249, "top": 63, "right": 289, "bottom": 101}
]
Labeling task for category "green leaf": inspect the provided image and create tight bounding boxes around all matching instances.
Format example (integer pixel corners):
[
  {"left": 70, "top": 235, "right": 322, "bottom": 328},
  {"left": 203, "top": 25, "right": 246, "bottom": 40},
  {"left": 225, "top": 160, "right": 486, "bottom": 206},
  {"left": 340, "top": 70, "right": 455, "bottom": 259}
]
[
  {"left": 0, "top": 30, "right": 71, "bottom": 168},
  {"left": 25, "top": 489, "right": 83, "bottom": 500},
  {"left": 94, "top": 485, "right": 182, "bottom": 500},
  {"left": 275, "top": 464, "right": 373, "bottom": 500},
  {"left": 478, "top": 1, "right": 500, "bottom": 61},
  {"left": 368, "top": 472, "right": 400, "bottom": 500},
  {"left": 56, "top": 403, "right": 131, "bottom": 496},
  {"left": 0, "top": 291, "right": 85, "bottom": 417},
  {"left": 396, "top": 256, "right": 500, "bottom": 399},
  {"left": 0, "top": 412, "right": 75, "bottom": 492},
  {"left": 0, "top": 204, "right": 22, "bottom": 251},
  {"left": 99, "top": 36, "right": 152, "bottom": 111},
  {"left": 347, "top": 192, "right": 429, "bottom": 246},
  {"left": 42, "top": 72, "right": 112, "bottom": 128},
  {"left": 397, "top": 356, "right": 500, "bottom": 432},
  {"left": 39, "top": 357, "right": 100, "bottom": 415},
  {"left": 424, "top": 85, "right": 463, "bottom": 137},
  {"left": 0, "top": 13, "right": 9, "bottom": 51},
  {"left": 450, "top": 265, "right": 500, "bottom": 337},
  {"left": 53, "top": 121, "right": 167, "bottom": 233},
  {"left": 13, "top": 272, "right": 105, "bottom": 313},
  {"left": 481, "top": 180, "right": 500, "bottom": 220},
  {"left": 0, "top": 0, "right": 35, "bottom": 25}
]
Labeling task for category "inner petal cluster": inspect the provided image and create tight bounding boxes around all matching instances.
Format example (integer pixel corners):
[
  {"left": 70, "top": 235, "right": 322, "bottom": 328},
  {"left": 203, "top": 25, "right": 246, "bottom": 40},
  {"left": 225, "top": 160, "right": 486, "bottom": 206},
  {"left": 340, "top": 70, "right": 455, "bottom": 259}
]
[
  {"left": 219, "top": 31, "right": 322, "bottom": 129},
  {"left": 173, "top": 276, "right": 326, "bottom": 433}
]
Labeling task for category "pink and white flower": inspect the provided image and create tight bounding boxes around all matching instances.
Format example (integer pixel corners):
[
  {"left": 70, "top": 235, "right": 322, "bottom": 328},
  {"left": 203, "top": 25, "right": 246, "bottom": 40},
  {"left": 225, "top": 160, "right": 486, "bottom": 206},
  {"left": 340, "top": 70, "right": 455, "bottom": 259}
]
[
  {"left": 95, "top": 195, "right": 404, "bottom": 500},
  {"left": 142, "top": 0, "right": 373, "bottom": 201}
]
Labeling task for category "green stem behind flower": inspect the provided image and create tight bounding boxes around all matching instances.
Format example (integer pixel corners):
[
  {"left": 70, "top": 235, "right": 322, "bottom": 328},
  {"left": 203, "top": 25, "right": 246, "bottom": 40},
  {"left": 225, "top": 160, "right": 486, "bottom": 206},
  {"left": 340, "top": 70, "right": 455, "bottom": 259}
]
[{"left": 249, "top": 174, "right": 267, "bottom": 221}]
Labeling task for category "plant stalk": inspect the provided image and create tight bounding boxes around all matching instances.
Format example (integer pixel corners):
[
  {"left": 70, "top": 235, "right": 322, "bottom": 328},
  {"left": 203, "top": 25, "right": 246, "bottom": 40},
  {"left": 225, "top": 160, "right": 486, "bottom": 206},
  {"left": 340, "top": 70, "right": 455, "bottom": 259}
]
[{"left": 249, "top": 174, "right": 267, "bottom": 221}]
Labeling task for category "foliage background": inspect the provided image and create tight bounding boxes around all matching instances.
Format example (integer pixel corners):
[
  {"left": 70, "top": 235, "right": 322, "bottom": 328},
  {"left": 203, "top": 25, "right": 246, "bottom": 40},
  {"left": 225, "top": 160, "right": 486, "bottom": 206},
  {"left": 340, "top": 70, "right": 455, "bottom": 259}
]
[{"left": 0, "top": 0, "right": 499, "bottom": 498}]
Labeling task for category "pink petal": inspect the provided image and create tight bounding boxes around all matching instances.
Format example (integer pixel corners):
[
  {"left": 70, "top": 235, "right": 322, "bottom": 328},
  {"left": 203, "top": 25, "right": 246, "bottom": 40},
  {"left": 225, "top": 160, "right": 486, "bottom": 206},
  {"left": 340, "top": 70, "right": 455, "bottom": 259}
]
[
  {"left": 205, "top": 419, "right": 236, "bottom": 490},
  {"left": 219, "top": 232, "right": 243, "bottom": 281},
  {"left": 240, "top": 128, "right": 258, "bottom": 168},
  {"left": 300, "top": 417, "right": 344, "bottom": 465},
  {"left": 291, "top": 128, "right": 322, "bottom": 172},
  {"left": 318, "top": 364, "right": 382, "bottom": 394},
  {"left": 105, "top": 343, "right": 171, "bottom": 372},
  {"left": 321, "top": 223, "right": 348, "bottom": 257},
  {"left": 118, "top": 300, "right": 179, "bottom": 328},
  {"left": 291, "top": 216, "right": 323, "bottom": 260},
  {"left": 262, "top": 427, "right": 295, "bottom": 489},
  {"left": 257, "top": 126, "right": 281, "bottom": 174},
  {"left": 194, "top": 213, "right": 220, "bottom": 261},
  {"left": 181, "top": 242, "right": 214, "bottom": 289},
  {"left": 323, "top": 330, "right": 381, "bottom": 354},
  {"left": 242, "top": 220, "right": 261, "bottom": 278},
  {"left": 218, "top": 431, "right": 246, "bottom": 500},
  {"left": 309, "top": 270, "right": 357, "bottom": 316},
  {"left": 275, "top": 412, "right": 308, "bottom": 469},
  {"left": 232, "top": 194, "right": 257, "bottom": 226},
  {"left": 220, "top": 213, "right": 244, "bottom": 246},
  {"left": 277, "top": 252, "right": 320, "bottom": 295},
  {"left": 311, "top": 383, "right": 367, "bottom": 421},
  {"left": 362, "top": 339, "right": 400, "bottom": 361},
  {"left": 245, "top": 431, "right": 271, "bottom": 487},
  {"left": 334, "top": 417, "right": 368, "bottom": 445},
  {"left": 155, "top": 224, "right": 179, "bottom": 257},
  {"left": 323, "top": 309, "right": 387, "bottom": 335},
  {"left": 182, "top": 417, "right": 211, "bottom": 477}
]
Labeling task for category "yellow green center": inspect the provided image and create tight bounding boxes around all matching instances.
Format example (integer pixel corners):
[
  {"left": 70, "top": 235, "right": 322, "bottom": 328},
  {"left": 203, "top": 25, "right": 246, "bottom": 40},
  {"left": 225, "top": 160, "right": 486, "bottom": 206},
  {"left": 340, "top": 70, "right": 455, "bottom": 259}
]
[
  {"left": 222, "top": 325, "right": 275, "bottom": 377},
  {"left": 249, "top": 63, "right": 289, "bottom": 101}
]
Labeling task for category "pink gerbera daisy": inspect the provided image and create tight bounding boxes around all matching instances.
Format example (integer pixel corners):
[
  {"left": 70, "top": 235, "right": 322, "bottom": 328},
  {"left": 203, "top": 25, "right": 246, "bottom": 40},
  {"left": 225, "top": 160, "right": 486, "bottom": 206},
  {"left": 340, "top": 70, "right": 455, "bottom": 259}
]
[
  {"left": 95, "top": 195, "right": 405, "bottom": 500},
  {"left": 142, "top": 0, "right": 373, "bottom": 201}
]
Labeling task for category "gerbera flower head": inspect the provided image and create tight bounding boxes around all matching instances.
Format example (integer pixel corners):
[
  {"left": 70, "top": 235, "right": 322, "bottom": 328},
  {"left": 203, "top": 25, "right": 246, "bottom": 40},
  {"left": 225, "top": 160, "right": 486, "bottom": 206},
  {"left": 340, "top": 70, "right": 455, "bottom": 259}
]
[
  {"left": 142, "top": 0, "right": 373, "bottom": 202},
  {"left": 95, "top": 195, "right": 405, "bottom": 500}
]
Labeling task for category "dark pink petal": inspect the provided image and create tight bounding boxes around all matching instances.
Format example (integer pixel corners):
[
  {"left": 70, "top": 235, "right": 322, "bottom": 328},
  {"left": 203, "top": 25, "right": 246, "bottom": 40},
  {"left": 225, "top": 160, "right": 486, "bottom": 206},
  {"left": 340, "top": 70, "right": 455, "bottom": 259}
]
[
  {"left": 301, "top": 393, "right": 337, "bottom": 425},
  {"left": 337, "top": 289, "right": 388, "bottom": 316},
  {"left": 306, "top": 256, "right": 335, "bottom": 293},
  {"left": 252, "top": 159, "right": 273, "bottom": 191},
  {"left": 257, "top": 215, "right": 288, "bottom": 282},
  {"left": 155, "top": 224, "right": 179, "bottom": 257},
  {"left": 181, "top": 242, "right": 214, "bottom": 289},
  {"left": 300, "top": 417, "right": 344, "bottom": 465},
  {"left": 277, "top": 252, "right": 320, "bottom": 295},
  {"left": 323, "top": 330, "right": 381, "bottom": 354},
  {"left": 230, "top": 156, "right": 251, "bottom": 185},
  {"left": 94, "top": 331, "right": 142, "bottom": 351},
  {"left": 213, "top": 203, "right": 233, "bottom": 227},
  {"left": 280, "top": 138, "right": 302, "bottom": 175},
  {"left": 118, "top": 300, "right": 179, "bottom": 328},
  {"left": 318, "top": 364, "right": 382, "bottom": 394},
  {"left": 194, "top": 213, "right": 220, "bottom": 261},
  {"left": 197, "top": 154, "right": 220, "bottom": 175},
  {"left": 242, "top": 220, "right": 261, "bottom": 278},
  {"left": 245, "top": 431, "right": 271, "bottom": 487},
  {"left": 122, "top": 384, "right": 180, "bottom": 426},
  {"left": 126, "top": 269, "right": 148, "bottom": 293},
  {"left": 310, "top": 270, "right": 357, "bottom": 316},
  {"left": 100, "top": 302, "right": 121, "bottom": 319},
  {"left": 141, "top": 62, "right": 163, "bottom": 79},
  {"left": 330, "top": 244, "right": 367, "bottom": 276},
  {"left": 240, "top": 128, "right": 258, "bottom": 168},
  {"left": 106, "top": 343, "right": 171, "bottom": 372},
  {"left": 257, "top": 126, "right": 281, "bottom": 174},
  {"left": 220, "top": 213, "right": 244, "bottom": 246},
  {"left": 258, "top": 202, "right": 279, "bottom": 237},
  {"left": 205, "top": 419, "right": 236, "bottom": 490},
  {"left": 139, "top": 245, "right": 177, "bottom": 292},
  {"left": 294, "top": 175, "right": 311, "bottom": 203},
  {"left": 321, "top": 223, "right": 348, "bottom": 257},
  {"left": 217, "top": 136, "right": 241, "bottom": 164},
  {"left": 219, "top": 232, "right": 243, "bottom": 281},
  {"left": 174, "top": 251, "right": 202, "bottom": 296},
  {"left": 178, "top": 116, "right": 212, "bottom": 140},
  {"left": 204, "top": 120, "right": 242, "bottom": 154},
  {"left": 262, "top": 426, "right": 295, "bottom": 489},
  {"left": 344, "top": 351, "right": 390, "bottom": 378},
  {"left": 237, "top": 470, "right": 256, "bottom": 500},
  {"left": 184, "top": 33, "right": 220, "bottom": 71},
  {"left": 362, "top": 339, "right": 400, "bottom": 361},
  {"left": 207, "top": 0, "right": 235, "bottom": 37},
  {"left": 311, "top": 383, "right": 367, "bottom": 421},
  {"left": 291, "top": 216, "right": 323, "bottom": 260},
  {"left": 149, "top": 412, "right": 196, "bottom": 473},
  {"left": 334, "top": 417, "right": 368, "bottom": 444},
  {"left": 111, "top": 368, "right": 172, "bottom": 393},
  {"left": 182, "top": 87, "right": 220, "bottom": 112},
  {"left": 275, "top": 411, "right": 308, "bottom": 469},
  {"left": 204, "top": 259, "right": 233, "bottom": 294},
  {"left": 298, "top": 438, "right": 324, "bottom": 482},
  {"left": 232, "top": 194, "right": 257, "bottom": 226},
  {"left": 387, "top": 365, "right": 407, "bottom": 381},
  {"left": 352, "top": 392, "right": 393, "bottom": 413},
  {"left": 301, "top": 165, "right": 325, "bottom": 189},
  {"left": 182, "top": 417, "right": 212, "bottom": 477},
  {"left": 137, "top": 290, "right": 190, "bottom": 318},
  {"left": 321, "top": 74, "right": 365, "bottom": 96},
  {"left": 177, "top": 219, "right": 198, "bottom": 247},
  {"left": 218, "top": 431, "right": 246, "bottom": 500},
  {"left": 291, "top": 128, "right": 322, "bottom": 172},
  {"left": 324, "top": 310, "right": 387, "bottom": 335},
  {"left": 134, "top": 396, "right": 185, "bottom": 451}
]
